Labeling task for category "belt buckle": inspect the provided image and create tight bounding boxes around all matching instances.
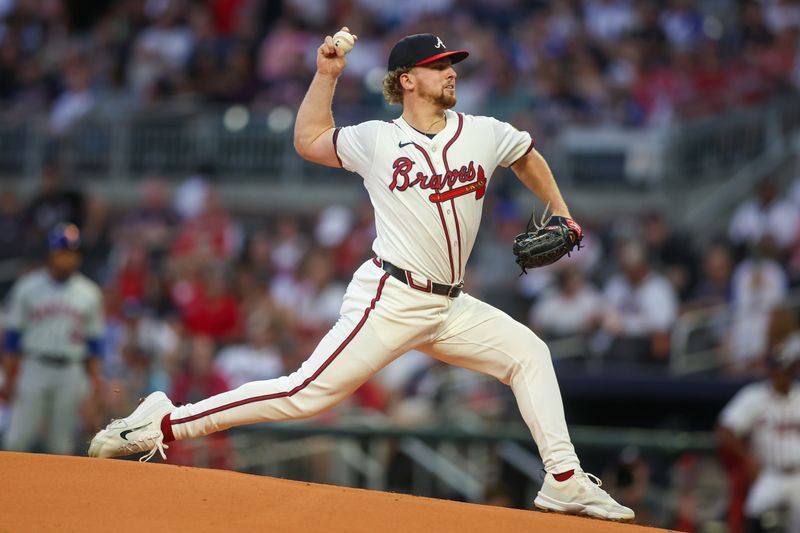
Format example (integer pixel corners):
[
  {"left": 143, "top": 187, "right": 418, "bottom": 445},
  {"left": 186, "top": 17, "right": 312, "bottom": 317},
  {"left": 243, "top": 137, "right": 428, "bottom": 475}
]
[{"left": 448, "top": 282, "right": 464, "bottom": 297}]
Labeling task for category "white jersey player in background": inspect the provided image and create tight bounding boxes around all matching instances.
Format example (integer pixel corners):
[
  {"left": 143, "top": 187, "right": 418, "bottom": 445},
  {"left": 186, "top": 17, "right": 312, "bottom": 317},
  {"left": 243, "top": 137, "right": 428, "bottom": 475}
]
[
  {"left": 88, "top": 30, "right": 633, "bottom": 521},
  {"left": 718, "top": 333, "right": 800, "bottom": 532},
  {"left": 2, "top": 223, "right": 104, "bottom": 454}
]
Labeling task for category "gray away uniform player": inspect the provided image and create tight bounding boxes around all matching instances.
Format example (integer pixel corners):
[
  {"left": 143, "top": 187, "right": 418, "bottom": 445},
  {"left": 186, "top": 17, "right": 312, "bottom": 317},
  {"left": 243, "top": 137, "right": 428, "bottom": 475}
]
[
  {"left": 89, "top": 31, "right": 633, "bottom": 522},
  {"left": 2, "top": 224, "right": 104, "bottom": 454}
]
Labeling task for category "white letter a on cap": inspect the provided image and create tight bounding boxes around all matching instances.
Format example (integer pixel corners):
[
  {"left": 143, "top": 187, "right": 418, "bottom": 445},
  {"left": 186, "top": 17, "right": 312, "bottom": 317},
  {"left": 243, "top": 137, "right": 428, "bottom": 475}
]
[{"left": 435, "top": 36, "right": 445, "bottom": 49}]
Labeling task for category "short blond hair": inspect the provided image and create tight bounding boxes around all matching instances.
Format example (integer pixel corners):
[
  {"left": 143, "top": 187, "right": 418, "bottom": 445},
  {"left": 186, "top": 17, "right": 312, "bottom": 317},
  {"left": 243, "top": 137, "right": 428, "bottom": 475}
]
[{"left": 382, "top": 67, "right": 411, "bottom": 105}]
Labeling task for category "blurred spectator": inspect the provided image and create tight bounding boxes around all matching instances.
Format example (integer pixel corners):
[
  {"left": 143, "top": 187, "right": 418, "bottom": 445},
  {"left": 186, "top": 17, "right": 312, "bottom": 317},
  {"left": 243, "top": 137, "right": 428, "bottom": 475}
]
[
  {"left": 376, "top": 350, "right": 433, "bottom": 415},
  {"left": 583, "top": 0, "right": 636, "bottom": 44},
  {"left": 128, "top": 0, "right": 194, "bottom": 101},
  {"left": 529, "top": 267, "right": 602, "bottom": 339},
  {"left": 113, "top": 242, "right": 156, "bottom": 304},
  {"left": 215, "top": 311, "right": 283, "bottom": 389},
  {"left": 208, "top": 43, "right": 258, "bottom": 103},
  {"left": 114, "top": 176, "right": 178, "bottom": 261},
  {"left": 599, "top": 240, "right": 678, "bottom": 364},
  {"left": 739, "top": 1, "right": 774, "bottom": 49},
  {"left": 314, "top": 205, "right": 353, "bottom": 250},
  {"left": 102, "top": 292, "right": 179, "bottom": 396},
  {"left": 291, "top": 251, "right": 347, "bottom": 331},
  {"left": 630, "top": 1, "right": 668, "bottom": 65},
  {"left": 168, "top": 334, "right": 233, "bottom": 469},
  {"left": 48, "top": 52, "right": 95, "bottom": 135},
  {"left": 172, "top": 184, "right": 242, "bottom": 263},
  {"left": 670, "top": 452, "right": 731, "bottom": 532},
  {"left": 471, "top": 202, "right": 529, "bottom": 306},
  {"left": 0, "top": 189, "right": 24, "bottom": 260},
  {"left": 239, "top": 228, "right": 273, "bottom": 285},
  {"left": 763, "top": 0, "right": 800, "bottom": 34},
  {"left": 660, "top": 0, "right": 704, "bottom": 50},
  {"left": 332, "top": 202, "right": 376, "bottom": 279},
  {"left": 174, "top": 166, "right": 212, "bottom": 220},
  {"left": 172, "top": 335, "right": 229, "bottom": 402},
  {"left": 728, "top": 176, "right": 800, "bottom": 255},
  {"left": 174, "top": 265, "right": 241, "bottom": 343},
  {"left": 727, "top": 245, "right": 788, "bottom": 373},
  {"left": 642, "top": 212, "right": 698, "bottom": 299},
  {"left": 687, "top": 243, "right": 733, "bottom": 309},
  {"left": 271, "top": 214, "right": 308, "bottom": 276},
  {"left": 602, "top": 447, "right": 664, "bottom": 526}
]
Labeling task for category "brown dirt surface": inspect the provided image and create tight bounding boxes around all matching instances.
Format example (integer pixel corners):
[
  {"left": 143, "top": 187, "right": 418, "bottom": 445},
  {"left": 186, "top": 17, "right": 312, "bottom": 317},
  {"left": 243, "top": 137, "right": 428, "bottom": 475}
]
[{"left": 0, "top": 452, "right": 676, "bottom": 532}]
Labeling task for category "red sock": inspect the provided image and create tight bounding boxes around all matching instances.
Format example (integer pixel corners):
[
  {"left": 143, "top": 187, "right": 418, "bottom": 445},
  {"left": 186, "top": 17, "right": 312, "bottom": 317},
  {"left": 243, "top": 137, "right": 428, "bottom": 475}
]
[
  {"left": 160, "top": 414, "right": 175, "bottom": 443},
  {"left": 553, "top": 469, "right": 575, "bottom": 482}
]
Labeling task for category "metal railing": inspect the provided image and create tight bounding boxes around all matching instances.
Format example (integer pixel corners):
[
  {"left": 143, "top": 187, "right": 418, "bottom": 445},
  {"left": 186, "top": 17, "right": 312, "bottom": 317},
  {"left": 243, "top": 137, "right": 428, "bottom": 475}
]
[
  {"left": 218, "top": 419, "right": 716, "bottom": 503},
  {"left": 0, "top": 96, "right": 797, "bottom": 195}
]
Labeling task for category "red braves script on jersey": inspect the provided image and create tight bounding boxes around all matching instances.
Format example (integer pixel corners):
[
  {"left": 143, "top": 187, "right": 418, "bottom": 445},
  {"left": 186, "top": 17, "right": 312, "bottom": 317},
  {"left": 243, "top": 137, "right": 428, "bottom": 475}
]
[
  {"left": 390, "top": 158, "right": 487, "bottom": 202},
  {"left": 333, "top": 109, "right": 533, "bottom": 285}
]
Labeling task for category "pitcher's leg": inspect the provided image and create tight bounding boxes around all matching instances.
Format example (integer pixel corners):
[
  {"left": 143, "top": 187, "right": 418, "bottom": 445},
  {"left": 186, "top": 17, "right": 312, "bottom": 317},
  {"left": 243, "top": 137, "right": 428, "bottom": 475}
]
[
  {"left": 422, "top": 294, "right": 579, "bottom": 474},
  {"left": 170, "top": 273, "right": 399, "bottom": 441}
]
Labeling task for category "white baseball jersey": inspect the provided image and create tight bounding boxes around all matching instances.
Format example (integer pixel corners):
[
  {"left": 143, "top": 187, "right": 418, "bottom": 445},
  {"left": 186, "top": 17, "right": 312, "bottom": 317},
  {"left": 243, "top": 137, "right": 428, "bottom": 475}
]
[
  {"left": 5, "top": 269, "right": 104, "bottom": 361},
  {"left": 333, "top": 109, "right": 532, "bottom": 284},
  {"left": 719, "top": 381, "right": 800, "bottom": 471}
]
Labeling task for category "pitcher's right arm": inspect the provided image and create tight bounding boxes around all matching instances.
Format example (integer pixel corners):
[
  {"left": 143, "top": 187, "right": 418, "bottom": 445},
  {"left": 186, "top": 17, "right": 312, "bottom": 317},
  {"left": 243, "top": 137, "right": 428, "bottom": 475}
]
[{"left": 293, "top": 27, "right": 356, "bottom": 167}]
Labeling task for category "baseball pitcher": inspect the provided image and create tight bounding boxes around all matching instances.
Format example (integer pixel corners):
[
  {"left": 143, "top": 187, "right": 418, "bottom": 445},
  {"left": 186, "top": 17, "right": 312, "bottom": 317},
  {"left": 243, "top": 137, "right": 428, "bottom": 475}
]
[
  {"left": 89, "top": 30, "right": 632, "bottom": 521},
  {"left": 2, "top": 223, "right": 104, "bottom": 454}
]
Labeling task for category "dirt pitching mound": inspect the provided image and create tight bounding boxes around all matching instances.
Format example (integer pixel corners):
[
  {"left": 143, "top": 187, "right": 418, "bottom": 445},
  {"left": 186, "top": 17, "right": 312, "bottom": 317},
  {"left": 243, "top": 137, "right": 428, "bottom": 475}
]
[{"left": 0, "top": 452, "right": 674, "bottom": 532}]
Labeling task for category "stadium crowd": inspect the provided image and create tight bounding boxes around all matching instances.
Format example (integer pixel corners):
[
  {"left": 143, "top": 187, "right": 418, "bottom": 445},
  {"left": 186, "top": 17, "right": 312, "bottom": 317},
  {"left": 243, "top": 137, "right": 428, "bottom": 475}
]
[{"left": 0, "top": 0, "right": 796, "bottom": 132}]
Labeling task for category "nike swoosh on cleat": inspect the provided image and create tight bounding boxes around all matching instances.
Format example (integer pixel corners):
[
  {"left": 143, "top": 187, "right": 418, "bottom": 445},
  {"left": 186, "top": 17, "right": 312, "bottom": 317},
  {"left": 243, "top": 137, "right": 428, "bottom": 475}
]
[
  {"left": 398, "top": 141, "right": 414, "bottom": 148},
  {"left": 120, "top": 423, "right": 151, "bottom": 441}
]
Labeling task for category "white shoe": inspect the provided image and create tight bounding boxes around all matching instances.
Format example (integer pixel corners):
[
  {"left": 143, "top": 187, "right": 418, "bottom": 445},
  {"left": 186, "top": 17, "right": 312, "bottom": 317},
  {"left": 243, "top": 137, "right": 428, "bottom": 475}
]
[
  {"left": 534, "top": 471, "right": 635, "bottom": 521},
  {"left": 88, "top": 391, "right": 176, "bottom": 462}
]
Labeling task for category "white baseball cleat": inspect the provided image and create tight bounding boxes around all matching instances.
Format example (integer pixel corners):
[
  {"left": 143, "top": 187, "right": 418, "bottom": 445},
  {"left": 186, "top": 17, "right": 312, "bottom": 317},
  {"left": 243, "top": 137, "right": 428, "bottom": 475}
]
[
  {"left": 534, "top": 471, "right": 635, "bottom": 521},
  {"left": 88, "top": 391, "right": 176, "bottom": 462}
]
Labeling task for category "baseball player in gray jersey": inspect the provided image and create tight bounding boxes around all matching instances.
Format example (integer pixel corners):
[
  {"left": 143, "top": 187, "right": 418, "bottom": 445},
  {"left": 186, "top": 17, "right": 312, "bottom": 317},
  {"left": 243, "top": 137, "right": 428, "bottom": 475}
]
[
  {"left": 88, "top": 30, "right": 633, "bottom": 521},
  {"left": 2, "top": 223, "right": 104, "bottom": 454}
]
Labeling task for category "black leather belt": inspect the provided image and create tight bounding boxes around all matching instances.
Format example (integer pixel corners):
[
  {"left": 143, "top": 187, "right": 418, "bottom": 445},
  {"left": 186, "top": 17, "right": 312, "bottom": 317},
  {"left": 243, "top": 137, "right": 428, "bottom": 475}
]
[
  {"left": 374, "top": 258, "right": 463, "bottom": 297},
  {"left": 35, "top": 354, "right": 77, "bottom": 367}
]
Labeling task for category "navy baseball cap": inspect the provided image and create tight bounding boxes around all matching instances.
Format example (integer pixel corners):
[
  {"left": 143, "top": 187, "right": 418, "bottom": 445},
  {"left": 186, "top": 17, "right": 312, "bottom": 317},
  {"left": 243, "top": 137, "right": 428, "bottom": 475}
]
[
  {"left": 388, "top": 34, "right": 469, "bottom": 71},
  {"left": 48, "top": 223, "right": 81, "bottom": 252}
]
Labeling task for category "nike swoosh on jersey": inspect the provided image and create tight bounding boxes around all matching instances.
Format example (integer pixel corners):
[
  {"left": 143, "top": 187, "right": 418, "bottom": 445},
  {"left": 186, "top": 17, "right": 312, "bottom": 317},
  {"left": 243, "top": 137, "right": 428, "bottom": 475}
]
[
  {"left": 398, "top": 141, "right": 414, "bottom": 148},
  {"left": 120, "top": 423, "right": 151, "bottom": 441}
]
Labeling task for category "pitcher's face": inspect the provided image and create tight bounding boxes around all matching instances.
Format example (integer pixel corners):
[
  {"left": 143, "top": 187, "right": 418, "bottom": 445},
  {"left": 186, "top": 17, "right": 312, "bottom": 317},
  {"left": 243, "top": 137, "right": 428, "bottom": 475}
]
[{"left": 410, "top": 59, "right": 457, "bottom": 109}]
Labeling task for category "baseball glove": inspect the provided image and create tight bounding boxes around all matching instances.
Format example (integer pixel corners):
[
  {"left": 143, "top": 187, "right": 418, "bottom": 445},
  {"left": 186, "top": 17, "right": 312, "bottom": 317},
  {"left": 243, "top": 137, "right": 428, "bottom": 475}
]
[{"left": 512, "top": 212, "right": 583, "bottom": 274}]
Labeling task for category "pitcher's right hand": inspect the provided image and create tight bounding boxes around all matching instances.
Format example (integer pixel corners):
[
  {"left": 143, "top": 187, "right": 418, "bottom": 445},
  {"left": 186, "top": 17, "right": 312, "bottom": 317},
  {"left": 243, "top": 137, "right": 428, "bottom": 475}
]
[{"left": 317, "top": 26, "right": 357, "bottom": 78}]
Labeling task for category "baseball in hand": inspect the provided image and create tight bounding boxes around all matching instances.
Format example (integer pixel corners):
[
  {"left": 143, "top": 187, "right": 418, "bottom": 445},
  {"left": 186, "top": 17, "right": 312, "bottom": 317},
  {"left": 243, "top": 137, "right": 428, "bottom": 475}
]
[{"left": 332, "top": 30, "right": 355, "bottom": 54}]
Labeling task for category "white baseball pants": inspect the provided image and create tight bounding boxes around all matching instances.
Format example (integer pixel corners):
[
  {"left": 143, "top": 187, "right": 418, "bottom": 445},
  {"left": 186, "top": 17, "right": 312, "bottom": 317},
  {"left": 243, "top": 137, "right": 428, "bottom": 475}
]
[
  {"left": 168, "top": 260, "right": 580, "bottom": 474},
  {"left": 745, "top": 470, "right": 800, "bottom": 530}
]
